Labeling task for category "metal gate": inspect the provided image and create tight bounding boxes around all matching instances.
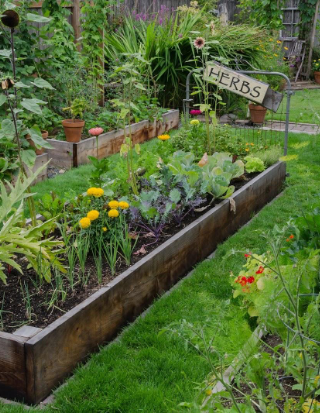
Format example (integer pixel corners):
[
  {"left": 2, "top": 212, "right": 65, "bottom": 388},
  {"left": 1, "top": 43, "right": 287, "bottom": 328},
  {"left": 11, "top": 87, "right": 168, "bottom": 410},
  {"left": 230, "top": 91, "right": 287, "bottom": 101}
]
[{"left": 184, "top": 68, "right": 294, "bottom": 156}]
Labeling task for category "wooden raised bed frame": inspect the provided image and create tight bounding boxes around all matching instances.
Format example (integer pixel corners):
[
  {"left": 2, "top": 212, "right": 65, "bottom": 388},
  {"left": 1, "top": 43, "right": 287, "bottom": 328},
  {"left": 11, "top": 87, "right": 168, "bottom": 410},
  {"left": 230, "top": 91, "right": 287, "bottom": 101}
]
[
  {"left": 0, "top": 161, "right": 286, "bottom": 404},
  {"left": 46, "top": 110, "right": 180, "bottom": 169}
]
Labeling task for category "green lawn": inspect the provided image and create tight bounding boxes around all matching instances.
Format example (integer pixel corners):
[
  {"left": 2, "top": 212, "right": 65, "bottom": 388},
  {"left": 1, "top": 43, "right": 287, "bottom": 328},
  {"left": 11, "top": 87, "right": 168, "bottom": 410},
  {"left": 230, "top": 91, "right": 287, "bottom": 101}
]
[
  {"left": 267, "top": 89, "right": 320, "bottom": 124},
  {"left": 2, "top": 130, "right": 320, "bottom": 412}
]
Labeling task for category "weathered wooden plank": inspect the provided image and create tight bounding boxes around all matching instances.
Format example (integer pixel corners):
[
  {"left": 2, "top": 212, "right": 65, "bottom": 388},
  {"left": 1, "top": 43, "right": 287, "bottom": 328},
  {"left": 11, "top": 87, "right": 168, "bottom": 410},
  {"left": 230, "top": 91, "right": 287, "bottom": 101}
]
[
  {"left": 20, "top": 161, "right": 285, "bottom": 404},
  {"left": 47, "top": 112, "right": 179, "bottom": 169},
  {"left": 46, "top": 139, "right": 74, "bottom": 169},
  {"left": 0, "top": 333, "right": 28, "bottom": 400}
]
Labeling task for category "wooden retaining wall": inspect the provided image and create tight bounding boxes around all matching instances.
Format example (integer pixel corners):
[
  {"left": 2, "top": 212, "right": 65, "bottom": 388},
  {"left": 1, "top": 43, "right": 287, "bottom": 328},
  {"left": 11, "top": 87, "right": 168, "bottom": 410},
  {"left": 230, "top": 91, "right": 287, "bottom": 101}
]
[
  {"left": 46, "top": 110, "right": 179, "bottom": 169},
  {"left": 0, "top": 161, "right": 286, "bottom": 404}
]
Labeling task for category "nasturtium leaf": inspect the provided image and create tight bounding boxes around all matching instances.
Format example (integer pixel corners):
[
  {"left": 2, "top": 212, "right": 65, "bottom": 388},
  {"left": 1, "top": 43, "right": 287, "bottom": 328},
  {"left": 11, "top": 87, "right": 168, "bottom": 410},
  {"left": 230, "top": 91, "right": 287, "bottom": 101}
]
[
  {"left": 21, "top": 149, "right": 36, "bottom": 168},
  {"left": 26, "top": 13, "right": 51, "bottom": 23},
  {"left": 233, "top": 290, "right": 241, "bottom": 298}
]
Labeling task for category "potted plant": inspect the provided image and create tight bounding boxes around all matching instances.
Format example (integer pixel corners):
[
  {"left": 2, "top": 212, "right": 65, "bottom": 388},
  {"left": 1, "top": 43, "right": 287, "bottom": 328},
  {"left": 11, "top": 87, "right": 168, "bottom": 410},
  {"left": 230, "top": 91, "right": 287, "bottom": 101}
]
[
  {"left": 248, "top": 102, "right": 267, "bottom": 124},
  {"left": 62, "top": 98, "right": 87, "bottom": 143},
  {"left": 312, "top": 59, "right": 320, "bottom": 84}
]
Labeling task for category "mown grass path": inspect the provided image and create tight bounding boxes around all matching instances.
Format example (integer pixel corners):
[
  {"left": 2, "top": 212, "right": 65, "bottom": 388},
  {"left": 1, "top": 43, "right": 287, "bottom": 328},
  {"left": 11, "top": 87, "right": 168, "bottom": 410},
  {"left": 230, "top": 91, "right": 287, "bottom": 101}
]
[{"left": 2, "top": 131, "right": 319, "bottom": 413}]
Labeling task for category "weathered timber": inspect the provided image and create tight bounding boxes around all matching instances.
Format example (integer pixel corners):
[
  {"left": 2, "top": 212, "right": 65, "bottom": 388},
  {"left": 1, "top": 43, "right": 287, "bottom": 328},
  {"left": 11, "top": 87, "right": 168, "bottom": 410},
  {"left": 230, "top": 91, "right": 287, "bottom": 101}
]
[
  {"left": 0, "top": 161, "right": 286, "bottom": 404},
  {"left": 0, "top": 333, "right": 28, "bottom": 401},
  {"left": 47, "top": 110, "right": 179, "bottom": 169}
]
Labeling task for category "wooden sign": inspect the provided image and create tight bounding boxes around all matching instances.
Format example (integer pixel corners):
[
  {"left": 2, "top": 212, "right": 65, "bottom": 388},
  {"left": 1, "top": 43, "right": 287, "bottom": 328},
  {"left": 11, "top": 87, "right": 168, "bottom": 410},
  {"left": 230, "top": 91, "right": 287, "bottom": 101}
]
[{"left": 204, "top": 62, "right": 283, "bottom": 112}]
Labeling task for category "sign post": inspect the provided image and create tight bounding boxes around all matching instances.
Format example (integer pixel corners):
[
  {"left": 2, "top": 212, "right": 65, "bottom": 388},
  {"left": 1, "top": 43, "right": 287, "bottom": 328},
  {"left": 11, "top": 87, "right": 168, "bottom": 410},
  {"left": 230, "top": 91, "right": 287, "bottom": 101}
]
[{"left": 204, "top": 62, "right": 283, "bottom": 112}]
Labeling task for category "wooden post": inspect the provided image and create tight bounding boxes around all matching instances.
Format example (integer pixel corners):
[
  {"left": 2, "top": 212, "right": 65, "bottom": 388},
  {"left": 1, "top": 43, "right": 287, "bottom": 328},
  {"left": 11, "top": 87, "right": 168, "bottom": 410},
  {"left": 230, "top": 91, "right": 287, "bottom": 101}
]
[
  {"left": 71, "top": 0, "right": 81, "bottom": 50},
  {"left": 306, "top": 0, "right": 320, "bottom": 79}
]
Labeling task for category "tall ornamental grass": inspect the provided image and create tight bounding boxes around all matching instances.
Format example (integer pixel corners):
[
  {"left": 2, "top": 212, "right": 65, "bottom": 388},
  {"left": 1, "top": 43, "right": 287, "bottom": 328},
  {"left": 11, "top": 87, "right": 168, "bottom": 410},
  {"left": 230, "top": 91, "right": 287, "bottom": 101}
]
[{"left": 104, "top": 11, "right": 272, "bottom": 107}]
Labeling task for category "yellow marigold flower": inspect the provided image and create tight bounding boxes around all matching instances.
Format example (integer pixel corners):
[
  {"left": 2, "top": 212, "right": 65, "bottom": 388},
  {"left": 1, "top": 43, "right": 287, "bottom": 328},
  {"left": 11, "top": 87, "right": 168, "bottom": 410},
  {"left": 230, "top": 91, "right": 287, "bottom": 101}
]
[
  {"left": 190, "top": 119, "right": 200, "bottom": 126},
  {"left": 119, "top": 201, "right": 129, "bottom": 210},
  {"left": 108, "top": 200, "right": 119, "bottom": 209},
  {"left": 102, "top": 227, "right": 107, "bottom": 232},
  {"left": 277, "top": 40, "right": 281, "bottom": 44},
  {"left": 87, "top": 187, "right": 104, "bottom": 197},
  {"left": 94, "top": 188, "right": 104, "bottom": 197},
  {"left": 158, "top": 134, "right": 170, "bottom": 141},
  {"left": 246, "top": 142, "right": 249, "bottom": 145},
  {"left": 108, "top": 209, "right": 119, "bottom": 218},
  {"left": 274, "top": 53, "right": 278, "bottom": 57},
  {"left": 245, "top": 148, "right": 250, "bottom": 152},
  {"left": 250, "top": 143, "right": 254, "bottom": 146},
  {"left": 87, "top": 210, "right": 99, "bottom": 221},
  {"left": 284, "top": 46, "right": 288, "bottom": 50},
  {"left": 87, "top": 187, "right": 96, "bottom": 196},
  {"left": 79, "top": 217, "right": 91, "bottom": 229}
]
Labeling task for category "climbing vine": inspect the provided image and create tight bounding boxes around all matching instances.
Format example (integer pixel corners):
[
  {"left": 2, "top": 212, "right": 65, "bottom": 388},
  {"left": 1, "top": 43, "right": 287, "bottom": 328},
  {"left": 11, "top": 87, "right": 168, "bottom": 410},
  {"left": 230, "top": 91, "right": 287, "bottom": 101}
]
[
  {"left": 238, "top": 0, "right": 286, "bottom": 30},
  {"left": 298, "top": 0, "right": 318, "bottom": 40},
  {"left": 80, "top": 0, "right": 119, "bottom": 95}
]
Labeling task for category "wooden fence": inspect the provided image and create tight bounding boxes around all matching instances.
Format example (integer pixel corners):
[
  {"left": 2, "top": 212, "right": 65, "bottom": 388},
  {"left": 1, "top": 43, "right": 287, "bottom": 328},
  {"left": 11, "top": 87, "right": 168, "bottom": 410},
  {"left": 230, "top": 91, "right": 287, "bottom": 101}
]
[{"left": 23, "top": 0, "right": 191, "bottom": 46}]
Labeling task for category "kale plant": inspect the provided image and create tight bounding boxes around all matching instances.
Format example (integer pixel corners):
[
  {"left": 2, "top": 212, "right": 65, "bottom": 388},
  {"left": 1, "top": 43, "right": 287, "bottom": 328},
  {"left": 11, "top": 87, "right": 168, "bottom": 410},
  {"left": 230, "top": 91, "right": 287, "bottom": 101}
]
[{"left": 130, "top": 163, "right": 206, "bottom": 242}]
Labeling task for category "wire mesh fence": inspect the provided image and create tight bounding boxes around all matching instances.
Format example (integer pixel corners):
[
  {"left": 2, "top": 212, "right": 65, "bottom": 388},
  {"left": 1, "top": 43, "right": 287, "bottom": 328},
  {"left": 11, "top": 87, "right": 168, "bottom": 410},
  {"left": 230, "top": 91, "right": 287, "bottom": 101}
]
[{"left": 184, "top": 69, "right": 320, "bottom": 157}]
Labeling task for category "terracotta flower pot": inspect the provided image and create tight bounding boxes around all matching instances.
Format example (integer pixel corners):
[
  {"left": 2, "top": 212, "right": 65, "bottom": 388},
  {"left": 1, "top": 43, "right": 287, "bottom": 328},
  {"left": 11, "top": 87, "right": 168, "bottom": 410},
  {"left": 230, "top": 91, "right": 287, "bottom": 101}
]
[
  {"left": 62, "top": 119, "right": 85, "bottom": 143},
  {"left": 26, "top": 130, "right": 48, "bottom": 156},
  {"left": 249, "top": 104, "right": 267, "bottom": 124},
  {"left": 314, "top": 71, "right": 320, "bottom": 85}
]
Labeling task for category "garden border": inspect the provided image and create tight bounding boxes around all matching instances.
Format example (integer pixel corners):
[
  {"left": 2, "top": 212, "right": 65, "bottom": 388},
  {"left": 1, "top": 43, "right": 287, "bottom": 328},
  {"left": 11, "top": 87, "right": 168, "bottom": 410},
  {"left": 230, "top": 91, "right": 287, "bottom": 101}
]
[
  {"left": 0, "top": 161, "right": 286, "bottom": 404},
  {"left": 46, "top": 110, "right": 180, "bottom": 169}
]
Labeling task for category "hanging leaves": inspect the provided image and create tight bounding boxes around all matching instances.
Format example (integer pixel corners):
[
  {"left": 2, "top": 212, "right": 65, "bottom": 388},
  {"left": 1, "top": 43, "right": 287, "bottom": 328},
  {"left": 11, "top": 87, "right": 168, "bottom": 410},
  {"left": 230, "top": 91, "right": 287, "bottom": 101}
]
[
  {"left": 20, "top": 98, "right": 47, "bottom": 115},
  {"left": 26, "top": 13, "right": 51, "bottom": 23}
]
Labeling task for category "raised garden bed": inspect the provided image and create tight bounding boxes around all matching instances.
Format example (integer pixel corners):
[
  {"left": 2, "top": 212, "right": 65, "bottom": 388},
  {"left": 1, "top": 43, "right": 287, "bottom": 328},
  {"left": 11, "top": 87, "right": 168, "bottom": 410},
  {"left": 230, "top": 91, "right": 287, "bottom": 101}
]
[
  {"left": 46, "top": 110, "right": 179, "bottom": 169},
  {"left": 0, "top": 161, "right": 286, "bottom": 405}
]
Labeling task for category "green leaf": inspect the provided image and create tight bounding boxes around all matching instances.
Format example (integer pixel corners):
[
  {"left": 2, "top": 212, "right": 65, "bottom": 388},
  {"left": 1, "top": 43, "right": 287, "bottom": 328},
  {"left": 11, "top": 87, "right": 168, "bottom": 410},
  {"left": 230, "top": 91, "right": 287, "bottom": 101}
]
[
  {"left": 1, "top": 119, "right": 15, "bottom": 139},
  {"left": 31, "top": 78, "right": 55, "bottom": 90},
  {"left": 0, "top": 95, "right": 6, "bottom": 107},
  {"left": 21, "top": 149, "right": 36, "bottom": 168},
  {"left": 28, "top": 128, "right": 53, "bottom": 149},
  {"left": 169, "top": 188, "right": 181, "bottom": 204},
  {"left": 0, "top": 49, "right": 11, "bottom": 58},
  {"left": 14, "top": 81, "right": 31, "bottom": 88},
  {"left": 0, "top": 157, "right": 8, "bottom": 172},
  {"left": 26, "top": 13, "right": 51, "bottom": 23},
  {"left": 20, "top": 99, "right": 44, "bottom": 115},
  {"left": 134, "top": 144, "right": 140, "bottom": 155}
]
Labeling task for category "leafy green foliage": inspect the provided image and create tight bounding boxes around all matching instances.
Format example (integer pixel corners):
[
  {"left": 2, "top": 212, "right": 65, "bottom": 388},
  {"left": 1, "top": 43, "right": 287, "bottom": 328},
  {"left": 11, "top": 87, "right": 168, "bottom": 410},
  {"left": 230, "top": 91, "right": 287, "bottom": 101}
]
[
  {"left": 201, "top": 152, "right": 244, "bottom": 199},
  {"left": 35, "top": 191, "right": 67, "bottom": 221},
  {"left": 104, "top": 12, "right": 267, "bottom": 107},
  {"left": 63, "top": 98, "right": 87, "bottom": 120},
  {"left": 238, "top": 0, "right": 286, "bottom": 30},
  {"left": 88, "top": 156, "right": 110, "bottom": 188},
  {"left": 0, "top": 167, "right": 65, "bottom": 283},
  {"left": 244, "top": 156, "right": 265, "bottom": 173}
]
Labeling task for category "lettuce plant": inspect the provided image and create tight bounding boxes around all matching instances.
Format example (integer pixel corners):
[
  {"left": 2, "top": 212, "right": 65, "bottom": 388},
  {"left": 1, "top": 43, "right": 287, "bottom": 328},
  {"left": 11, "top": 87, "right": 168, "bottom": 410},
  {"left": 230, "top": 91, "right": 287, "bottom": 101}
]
[{"left": 244, "top": 156, "right": 265, "bottom": 173}]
